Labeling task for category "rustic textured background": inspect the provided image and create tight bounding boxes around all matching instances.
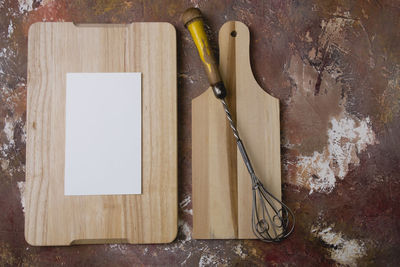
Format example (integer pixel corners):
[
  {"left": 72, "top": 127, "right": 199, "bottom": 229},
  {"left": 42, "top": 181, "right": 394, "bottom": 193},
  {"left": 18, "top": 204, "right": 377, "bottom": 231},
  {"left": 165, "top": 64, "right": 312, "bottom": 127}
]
[{"left": 1, "top": 0, "right": 399, "bottom": 266}]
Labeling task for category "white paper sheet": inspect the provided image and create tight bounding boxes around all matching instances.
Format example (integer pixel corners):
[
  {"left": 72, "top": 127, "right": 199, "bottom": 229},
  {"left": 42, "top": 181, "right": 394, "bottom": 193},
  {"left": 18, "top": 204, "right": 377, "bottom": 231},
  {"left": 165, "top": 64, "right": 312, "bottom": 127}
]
[{"left": 64, "top": 73, "right": 142, "bottom": 196}]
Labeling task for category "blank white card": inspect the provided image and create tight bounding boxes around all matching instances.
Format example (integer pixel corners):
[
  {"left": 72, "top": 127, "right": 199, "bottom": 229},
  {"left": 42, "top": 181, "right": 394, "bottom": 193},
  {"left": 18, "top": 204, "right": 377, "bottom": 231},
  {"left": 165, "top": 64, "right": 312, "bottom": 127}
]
[{"left": 65, "top": 73, "right": 141, "bottom": 196}]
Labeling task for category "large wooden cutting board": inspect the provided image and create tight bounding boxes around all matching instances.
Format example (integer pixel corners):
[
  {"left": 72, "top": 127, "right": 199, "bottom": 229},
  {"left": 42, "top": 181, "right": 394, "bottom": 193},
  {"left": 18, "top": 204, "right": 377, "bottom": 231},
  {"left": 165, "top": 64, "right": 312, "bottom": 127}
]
[
  {"left": 26, "top": 22, "right": 177, "bottom": 245},
  {"left": 192, "top": 21, "right": 281, "bottom": 239}
]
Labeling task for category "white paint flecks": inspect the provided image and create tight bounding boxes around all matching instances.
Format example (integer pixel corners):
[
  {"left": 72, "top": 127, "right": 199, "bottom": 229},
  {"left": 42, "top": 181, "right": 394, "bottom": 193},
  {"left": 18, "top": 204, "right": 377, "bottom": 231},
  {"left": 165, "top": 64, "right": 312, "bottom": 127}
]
[
  {"left": 311, "top": 225, "right": 366, "bottom": 266},
  {"left": 7, "top": 20, "right": 13, "bottom": 38},
  {"left": 3, "top": 117, "right": 14, "bottom": 146},
  {"left": 18, "top": 0, "right": 33, "bottom": 13},
  {"left": 21, "top": 118, "right": 26, "bottom": 144},
  {"left": 1, "top": 116, "right": 15, "bottom": 159},
  {"left": 189, "top": 0, "right": 200, "bottom": 8},
  {"left": 0, "top": 48, "right": 9, "bottom": 74},
  {"left": 181, "top": 251, "right": 192, "bottom": 265},
  {"left": 199, "top": 252, "right": 228, "bottom": 267},
  {"left": 179, "top": 195, "right": 191, "bottom": 208},
  {"left": 109, "top": 244, "right": 128, "bottom": 254},
  {"left": 199, "top": 254, "right": 218, "bottom": 267},
  {"left": 178, "top": 219, "right": 192, "bottom": 242},
  {"left": 233, "top": 244, "right": 247, "bottom": 259},
  {"left": 179, "top": 195, "right": 193, "bottom": 215},
  {"left": 163, "top": 219, "right": 194, "bottom": 253},
  {"left": 297, "top": 150, "right": 334, "bottom": 193},
  {"left": 1, "top": 115, "right": 25, "bottom": 177},
  {"left": 184, "top": 209, "right": 193, "bottom": 215},
  {"left": 297, "top": 115, "right": 376, "bottom": 194},
  {"left": 17, "top": 181, "right": 25, "bottom": 213},
  {"left": 318, "top": 9, "right": 355, "bottom": 57},
  {"left": 319, "top": 17, "right": 347, "bottom": 50}
]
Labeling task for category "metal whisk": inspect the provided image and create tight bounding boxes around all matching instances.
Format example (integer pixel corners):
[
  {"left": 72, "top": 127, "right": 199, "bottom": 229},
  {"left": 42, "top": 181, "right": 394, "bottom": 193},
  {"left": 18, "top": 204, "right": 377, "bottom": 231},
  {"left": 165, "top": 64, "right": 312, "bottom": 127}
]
[
  {"left": 221, "top": 99, "right": 295, "bottom": 242},
  {"left": 183, "top": 7, "right": 295, "bottom": 242}
]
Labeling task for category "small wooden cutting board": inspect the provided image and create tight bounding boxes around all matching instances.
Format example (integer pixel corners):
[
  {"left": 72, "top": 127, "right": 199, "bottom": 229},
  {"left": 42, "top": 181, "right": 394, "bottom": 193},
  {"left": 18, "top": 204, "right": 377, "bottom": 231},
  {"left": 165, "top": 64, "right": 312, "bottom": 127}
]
[
  {"left": 192, "top": 21, "right": 281, "bottom": 239},
  {"left": 26, "top": 22, "right": 177, "bottom": 245}
]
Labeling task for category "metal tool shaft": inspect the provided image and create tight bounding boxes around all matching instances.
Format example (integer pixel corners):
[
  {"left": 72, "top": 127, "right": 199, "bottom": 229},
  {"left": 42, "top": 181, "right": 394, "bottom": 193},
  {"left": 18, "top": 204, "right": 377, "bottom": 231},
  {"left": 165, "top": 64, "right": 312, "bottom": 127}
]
[
  {"left": 221, "top": 99, "right": 253, "bottom": 174},
  {"left": 221, "top": 98, "right": 295, "bottom": 242}
]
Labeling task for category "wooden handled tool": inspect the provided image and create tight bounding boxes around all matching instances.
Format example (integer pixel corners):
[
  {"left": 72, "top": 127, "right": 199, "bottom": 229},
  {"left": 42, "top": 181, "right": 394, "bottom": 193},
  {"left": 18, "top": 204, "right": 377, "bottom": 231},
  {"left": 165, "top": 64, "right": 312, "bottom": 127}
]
[
  {"left": 183, "top": 8, "right": 295, "bottom": 242},
  {"left": 182, "top": 8, "right": 226, "bottom": 99}
]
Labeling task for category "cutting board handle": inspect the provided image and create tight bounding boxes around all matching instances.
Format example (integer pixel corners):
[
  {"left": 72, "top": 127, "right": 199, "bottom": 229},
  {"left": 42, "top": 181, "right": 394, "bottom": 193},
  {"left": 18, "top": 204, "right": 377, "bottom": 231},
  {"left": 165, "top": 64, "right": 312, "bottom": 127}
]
[{"left": 192, "top": 21, "right": 282, "bottom": 239}]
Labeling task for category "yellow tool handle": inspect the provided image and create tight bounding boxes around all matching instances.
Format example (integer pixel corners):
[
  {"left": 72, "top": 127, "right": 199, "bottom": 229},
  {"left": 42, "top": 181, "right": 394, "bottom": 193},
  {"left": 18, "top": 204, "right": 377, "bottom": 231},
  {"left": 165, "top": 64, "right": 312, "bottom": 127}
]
[{"left": 182, "top": 8, "right": 226, "bottom": 99}]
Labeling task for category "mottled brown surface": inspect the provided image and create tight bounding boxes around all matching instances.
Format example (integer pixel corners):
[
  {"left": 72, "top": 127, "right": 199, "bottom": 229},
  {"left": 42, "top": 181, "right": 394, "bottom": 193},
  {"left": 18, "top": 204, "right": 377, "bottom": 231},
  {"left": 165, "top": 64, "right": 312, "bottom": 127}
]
[{"left": 1, "top": 0, "right": 399, "bottom": 266}]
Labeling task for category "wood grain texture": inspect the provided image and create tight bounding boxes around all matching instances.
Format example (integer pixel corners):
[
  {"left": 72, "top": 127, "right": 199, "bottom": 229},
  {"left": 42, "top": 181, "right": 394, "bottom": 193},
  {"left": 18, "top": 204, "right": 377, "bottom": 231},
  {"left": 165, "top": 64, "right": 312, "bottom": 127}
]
[
  {"left": 192, "top": 21, "right": 281, "bottom": 239},
  {"left": 25, "top": 22, "right": 177, "bottom": 245}
]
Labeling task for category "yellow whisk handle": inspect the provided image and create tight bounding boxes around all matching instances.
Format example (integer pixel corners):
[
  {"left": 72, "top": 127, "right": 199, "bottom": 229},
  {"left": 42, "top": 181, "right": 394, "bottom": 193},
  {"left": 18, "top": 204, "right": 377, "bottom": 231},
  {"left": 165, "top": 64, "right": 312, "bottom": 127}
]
[{"left": 182, "top": 8, "right": 226, "bottom": 98}]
